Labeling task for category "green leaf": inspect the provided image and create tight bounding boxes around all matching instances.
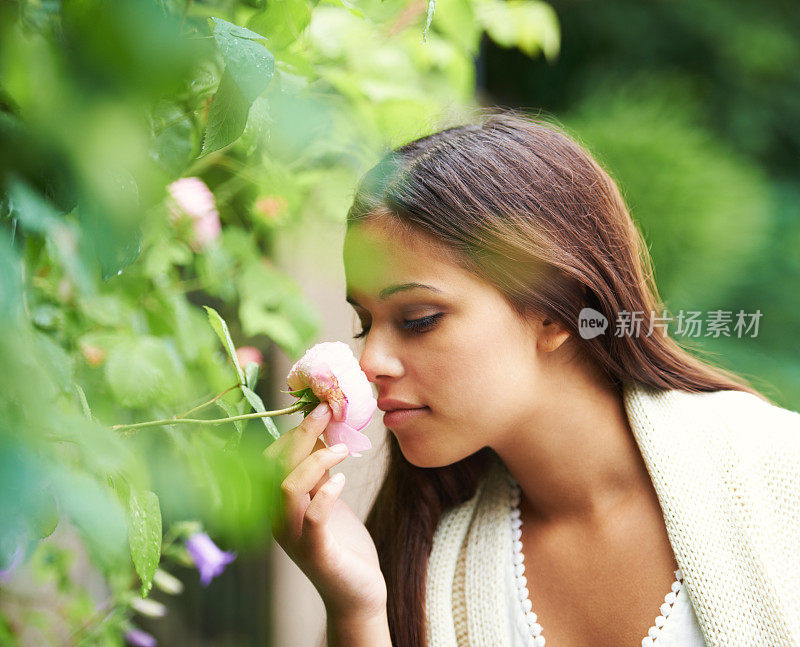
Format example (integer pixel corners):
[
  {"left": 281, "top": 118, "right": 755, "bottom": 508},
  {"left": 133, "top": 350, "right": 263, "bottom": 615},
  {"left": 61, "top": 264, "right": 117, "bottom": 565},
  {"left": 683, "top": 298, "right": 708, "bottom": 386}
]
[
  {"left": 74, "top": 384, "right": 93, "bottom": 421},
  {"left": 78, "top": 292, "right": 130, "bottom": 327},
  {"left": 76, "top": 167, "right": 143, "bottom": 281},
  {"left": 30, "top": 487, "right": 59, "bottom": 540},
  {"left": 128, "top": 489, "right": 162, "bottom": 597},
  {"left": 236, "top": 260, "right": 316, "bottom": 357},
  {"left": 211, "top": 17, "right": 276, "bottom": 104},
  {"left": 201, "top": 69, "right": 250, "bottom": 156},
  {"left": 7, "top": 179, "right": 95, "bottom": 295},
  {"left": 430, "top": 0, "right": 481, "bottom": 55},
  {"left": 0, "top": 234, "right": 23, "bottom": 322},
  {"left": 246, "top": 0, "right": 313, "bottom": 51},
  {"left": 150, "top": 100, "right": 195, "bottom": 176},
  {"left": 199, "top": 17, "right": 277, "bottom": 155},
  {"left": 287, "top": 387, "right": 318, "bottom": 406},
  {"left": 244, "top": 361, "right": 259, "bottom": 391},
  {"left": 422, "top": 0, "right": 436, "bottom": 42},
  {"left": 276, "top": 290, "right": 321, "bottom": 350},
  {"left": 241, "top": 385, "right": 280, "bottom": 441},
  {"left": 317, "top": 0, "right": 364, "bottom": 17},
  {"left": 32, "top": 331, "right": 73, "bottom": 395},
  {"left": 104, "top": 337, "right": 184, "bottom": 408},
  {"left": 241, "top": 96, "right": 272, "bottom": 157},
  {"left": 203, "top": 305, "right": 246, "bottom": 385},
  {"left": 52, "top": 467, "right": 129, "bottom": 572},
  {"left": 296, "top": 391, "right": 319, "bottom": 405},
  {"left": 210, "top": 17, "right": 267, "bottom": 41},
  {"left": 216, "top": 398, "right": 244, "bottom": 448},
  {"left": 240, "top": 303, "right": 302, "bottom": 357},
  {"left": 475, "top": 0, "right": 560, "bottom": 61}
]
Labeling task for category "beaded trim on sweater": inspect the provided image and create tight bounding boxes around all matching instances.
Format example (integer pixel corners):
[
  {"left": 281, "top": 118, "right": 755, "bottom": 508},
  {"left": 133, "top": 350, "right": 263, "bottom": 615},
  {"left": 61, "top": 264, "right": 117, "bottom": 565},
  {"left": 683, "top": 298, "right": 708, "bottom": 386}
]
[
  {"left": 505, "top": 474, "right": 545, "bottom": 647},
  {"left": 505, "top": 473, "right": 687, "bottom": 646}
]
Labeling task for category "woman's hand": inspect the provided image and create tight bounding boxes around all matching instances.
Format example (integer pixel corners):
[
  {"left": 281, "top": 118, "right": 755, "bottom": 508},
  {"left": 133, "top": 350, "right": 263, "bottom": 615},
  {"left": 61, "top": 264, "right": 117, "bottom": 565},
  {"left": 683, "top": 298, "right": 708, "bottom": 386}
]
[{"left": 265, "top": 402, "right": 387, "bottom": 619}]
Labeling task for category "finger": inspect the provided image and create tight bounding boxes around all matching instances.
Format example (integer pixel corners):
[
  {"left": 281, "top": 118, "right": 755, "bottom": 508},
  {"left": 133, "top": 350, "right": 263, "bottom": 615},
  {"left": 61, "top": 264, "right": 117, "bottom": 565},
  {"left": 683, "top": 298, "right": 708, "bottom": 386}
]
[
  {"left": 279, "top": 444, "right": 349, "bottom": 540},
  {"left": 303, "top": 472, "right": 346, "bottom": 534},
  {"left": 271, "top": 436, "right": 326, "bottom": 472},
  {"left": 264, "top": 402, "right": 332, "bottom": 472},
  {"left": 309, "top": 466, "right": 331, "bottom": 499},
  {"left": 283, "top": 402, "right": 335, "bottom": 469},
  {"left": 269, "top": 437, "right": 326, "bottom": 545},
  {"left": 282, "top": 444, "right": 348, "bottom": 507}
]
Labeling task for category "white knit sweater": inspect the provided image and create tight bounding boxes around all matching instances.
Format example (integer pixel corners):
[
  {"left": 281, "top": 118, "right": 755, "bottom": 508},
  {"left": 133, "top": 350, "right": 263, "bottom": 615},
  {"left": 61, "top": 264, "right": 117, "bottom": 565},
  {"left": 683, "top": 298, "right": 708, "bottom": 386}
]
[{"left": 424, "top": 380, "right": 800, "bottom": 647}]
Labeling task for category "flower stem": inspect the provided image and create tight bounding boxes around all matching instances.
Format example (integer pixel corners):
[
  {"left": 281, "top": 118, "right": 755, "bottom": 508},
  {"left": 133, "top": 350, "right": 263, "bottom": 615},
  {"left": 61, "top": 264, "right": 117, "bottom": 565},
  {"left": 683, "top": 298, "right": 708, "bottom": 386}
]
[
  {"left": 112, "top": 401, "right": 307, "bottom": 433},
  {"left": 175, "top": 383, "right": 241, "bottom": 419}
]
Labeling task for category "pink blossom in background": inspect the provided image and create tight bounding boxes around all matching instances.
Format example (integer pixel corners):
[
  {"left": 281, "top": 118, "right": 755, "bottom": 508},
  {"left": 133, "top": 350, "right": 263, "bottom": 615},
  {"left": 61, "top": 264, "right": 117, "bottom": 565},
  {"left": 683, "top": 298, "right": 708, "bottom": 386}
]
[
  {"left": 192, "top": 212, "right": 221, "bottom": 249},
  {"left": 235, "top": 345, "right": 264, "bottom": 369},
  {"left": 254, "top": 195, "right": 287, "bottom": 222},
  {"left": 79, "top": 343, "right": 106, "bottom": 367},
  {"left": 286, "top": 341, "right": 376, "bottom": 457},
  {"left": 167, "top": 177, "right": 221, "bottom": 251}
]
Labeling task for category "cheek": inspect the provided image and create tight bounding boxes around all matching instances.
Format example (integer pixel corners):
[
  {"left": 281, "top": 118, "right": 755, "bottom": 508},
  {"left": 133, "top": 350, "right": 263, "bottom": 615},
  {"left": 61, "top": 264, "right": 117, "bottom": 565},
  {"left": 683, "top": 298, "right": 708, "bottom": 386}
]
[
  {"left": 445, "top": 340, "right": 538, "bottom": 421},
  {"left": 467, "top": 334, "right": 534, "bottom": 386},
  {"left": 410, "top": 315, "right": 538, "bottom": 418}
]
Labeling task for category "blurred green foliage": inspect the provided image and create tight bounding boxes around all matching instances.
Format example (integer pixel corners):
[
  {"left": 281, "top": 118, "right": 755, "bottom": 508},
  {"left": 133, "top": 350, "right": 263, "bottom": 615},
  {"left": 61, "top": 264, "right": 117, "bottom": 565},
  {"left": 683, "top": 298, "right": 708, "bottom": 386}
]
[
  {"left": 484, "top": 0, "right": 800, "bottom": 407},
  {"left": 0, "top": 0, "right": 557, "bottom": 643}
]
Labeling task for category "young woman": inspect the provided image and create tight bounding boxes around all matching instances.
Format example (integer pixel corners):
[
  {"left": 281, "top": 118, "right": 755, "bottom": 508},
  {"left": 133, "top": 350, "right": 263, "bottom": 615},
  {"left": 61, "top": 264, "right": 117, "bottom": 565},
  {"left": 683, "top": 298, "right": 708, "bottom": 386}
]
[{"left": 267, "top": 108, "right": 800, "bottom": 647}]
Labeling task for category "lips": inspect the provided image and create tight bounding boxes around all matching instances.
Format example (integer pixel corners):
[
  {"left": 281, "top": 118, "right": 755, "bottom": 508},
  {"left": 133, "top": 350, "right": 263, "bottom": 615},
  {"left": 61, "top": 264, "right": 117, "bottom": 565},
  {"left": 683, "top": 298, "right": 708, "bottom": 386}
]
[
  {"left": 377, "top": 398, "right": 425, "bottom": 413},
  {"left": 382, "top": 406, "right": 428, "bottom": 428}
]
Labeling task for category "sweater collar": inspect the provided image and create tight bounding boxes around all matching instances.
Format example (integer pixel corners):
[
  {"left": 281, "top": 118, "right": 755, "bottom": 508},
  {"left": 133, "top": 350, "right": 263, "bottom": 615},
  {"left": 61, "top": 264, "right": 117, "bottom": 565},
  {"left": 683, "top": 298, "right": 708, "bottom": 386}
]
[{"left": 426, "top": 380, "right": 797, "bottom": 647}]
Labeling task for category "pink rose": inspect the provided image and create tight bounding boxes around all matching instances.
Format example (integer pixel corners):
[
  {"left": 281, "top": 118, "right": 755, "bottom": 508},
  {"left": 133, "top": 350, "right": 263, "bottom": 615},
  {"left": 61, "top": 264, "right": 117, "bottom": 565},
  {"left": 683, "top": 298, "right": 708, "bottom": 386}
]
[
  {"left": 167, "top": 177, "right": 221, "bottom": 251},
  {"left": 235, "top": 346, "right": 264, "bottom": 369},
  {"left": 286, "top": 341, "right": 376, "bottom": 457}
]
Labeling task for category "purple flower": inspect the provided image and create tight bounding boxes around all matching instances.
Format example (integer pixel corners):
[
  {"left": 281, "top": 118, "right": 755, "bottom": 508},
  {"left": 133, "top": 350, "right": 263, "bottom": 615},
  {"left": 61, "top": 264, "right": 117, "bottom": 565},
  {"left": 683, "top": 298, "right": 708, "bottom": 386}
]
[
  {"left": 0, "top": 542, "right": 25, "bottom": 582},
  {"left": 185, "top": 532, "right": 236, "bottom": 586},
  {"left": 125, "top": 628, "right": 157, "bottom": 647}
]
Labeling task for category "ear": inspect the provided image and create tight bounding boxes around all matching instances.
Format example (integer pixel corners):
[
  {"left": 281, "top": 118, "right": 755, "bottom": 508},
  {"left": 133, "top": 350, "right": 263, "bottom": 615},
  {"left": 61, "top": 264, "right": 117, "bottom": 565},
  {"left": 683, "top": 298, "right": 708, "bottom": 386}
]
[{"left": 537, "top": 317, "right": 572, "bottom": 353}]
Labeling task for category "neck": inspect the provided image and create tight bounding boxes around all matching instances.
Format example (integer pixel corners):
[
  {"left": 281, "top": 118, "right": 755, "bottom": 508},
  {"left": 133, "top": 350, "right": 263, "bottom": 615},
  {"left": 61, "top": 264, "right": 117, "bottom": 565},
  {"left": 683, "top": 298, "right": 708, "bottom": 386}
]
[{"left": 493, "top": 370, "right": 651, "bottom": 529}]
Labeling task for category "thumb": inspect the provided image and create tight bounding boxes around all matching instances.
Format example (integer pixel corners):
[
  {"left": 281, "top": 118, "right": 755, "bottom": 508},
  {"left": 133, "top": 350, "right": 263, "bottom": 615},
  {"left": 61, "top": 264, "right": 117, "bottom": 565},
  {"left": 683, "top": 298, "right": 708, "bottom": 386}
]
[
  {"left": 287, "top": 401, "right": 333, "bottom": 466},
  {"left": 302, "top": 401, "right": 332, "bottom": 433}
]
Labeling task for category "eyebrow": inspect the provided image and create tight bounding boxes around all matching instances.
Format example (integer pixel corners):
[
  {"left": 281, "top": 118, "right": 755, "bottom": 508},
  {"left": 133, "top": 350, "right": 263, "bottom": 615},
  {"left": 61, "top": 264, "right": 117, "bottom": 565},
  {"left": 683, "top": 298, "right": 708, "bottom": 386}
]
[{"left": 346, "top": 282, "right": 443, "bottom": 307}]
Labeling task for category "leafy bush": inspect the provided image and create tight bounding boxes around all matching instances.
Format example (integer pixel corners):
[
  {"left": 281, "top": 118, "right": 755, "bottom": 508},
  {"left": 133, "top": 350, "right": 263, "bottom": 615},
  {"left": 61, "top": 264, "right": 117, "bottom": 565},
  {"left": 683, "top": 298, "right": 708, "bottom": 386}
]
[{"left": 0, "top": 0, "right": 558, "bottom": 643}]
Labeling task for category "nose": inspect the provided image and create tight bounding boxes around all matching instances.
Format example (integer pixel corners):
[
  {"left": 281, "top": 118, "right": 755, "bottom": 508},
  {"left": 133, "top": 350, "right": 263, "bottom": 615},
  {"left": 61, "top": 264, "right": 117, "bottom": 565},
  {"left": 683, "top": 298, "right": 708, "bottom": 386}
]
[{"left": 357, "top": 330, "right": 404, "bottom": 383}]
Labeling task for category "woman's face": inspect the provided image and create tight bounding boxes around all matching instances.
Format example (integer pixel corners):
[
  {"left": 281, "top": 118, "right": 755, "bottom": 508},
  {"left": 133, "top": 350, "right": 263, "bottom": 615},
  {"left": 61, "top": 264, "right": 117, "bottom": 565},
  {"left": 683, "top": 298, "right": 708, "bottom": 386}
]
[{"left": 343, "top": 219, "right": 561, "bottom": 468}]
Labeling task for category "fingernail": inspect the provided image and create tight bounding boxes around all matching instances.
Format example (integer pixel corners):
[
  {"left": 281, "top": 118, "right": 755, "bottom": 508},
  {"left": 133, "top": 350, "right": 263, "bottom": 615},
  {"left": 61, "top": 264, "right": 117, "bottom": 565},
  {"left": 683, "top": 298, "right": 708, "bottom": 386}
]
[
  {"left": 330, "top": 472, "right": 345, "bottom": 485},
  {"left": 311, "top": 402, "right": 330, "bottom": 418},
  {"left": 329, "top": 443, "right": 348, "bottom": 453}
]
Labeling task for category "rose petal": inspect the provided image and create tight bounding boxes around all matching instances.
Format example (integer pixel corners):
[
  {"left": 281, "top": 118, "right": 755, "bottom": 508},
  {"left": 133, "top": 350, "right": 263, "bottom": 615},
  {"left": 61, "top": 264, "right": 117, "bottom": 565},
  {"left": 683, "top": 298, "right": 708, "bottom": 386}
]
[{"left": 322, "top": 420, "right": 373, "bottom": 457}]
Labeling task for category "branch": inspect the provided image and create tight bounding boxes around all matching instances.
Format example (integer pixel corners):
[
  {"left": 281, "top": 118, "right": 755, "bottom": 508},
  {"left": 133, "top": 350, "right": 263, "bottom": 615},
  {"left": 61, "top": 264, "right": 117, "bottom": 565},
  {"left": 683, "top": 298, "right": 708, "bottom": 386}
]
[
  {"left": 112, "top": 401, "right": 307, "bottom": 433},
  {"left": 175, "top": 383, "right": 241, "bottom": 419}
]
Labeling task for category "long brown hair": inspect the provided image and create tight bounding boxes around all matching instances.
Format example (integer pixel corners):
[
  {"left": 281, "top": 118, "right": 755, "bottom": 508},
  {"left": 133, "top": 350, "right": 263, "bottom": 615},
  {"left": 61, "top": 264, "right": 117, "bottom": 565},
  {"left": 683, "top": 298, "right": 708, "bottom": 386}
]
[{"left": 344, "top": 107, "right": 769, "bottom": 647}]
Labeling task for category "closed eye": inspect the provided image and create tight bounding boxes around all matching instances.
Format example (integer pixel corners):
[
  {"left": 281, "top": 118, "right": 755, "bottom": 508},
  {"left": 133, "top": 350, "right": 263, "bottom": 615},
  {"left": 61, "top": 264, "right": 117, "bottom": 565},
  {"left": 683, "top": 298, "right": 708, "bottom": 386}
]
[{"left": 353, "top": 313, "right": 444, "bottom": 339}]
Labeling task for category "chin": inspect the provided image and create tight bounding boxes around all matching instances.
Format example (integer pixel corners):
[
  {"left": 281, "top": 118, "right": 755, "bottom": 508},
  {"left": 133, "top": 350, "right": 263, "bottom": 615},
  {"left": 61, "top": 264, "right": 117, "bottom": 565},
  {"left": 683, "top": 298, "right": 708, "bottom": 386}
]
[
  {"left": 400, "top": 449, "right": 442, "bottom": 469},
  {"left": 392, "top": 432, "right": 466, "bottom": 469}
]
